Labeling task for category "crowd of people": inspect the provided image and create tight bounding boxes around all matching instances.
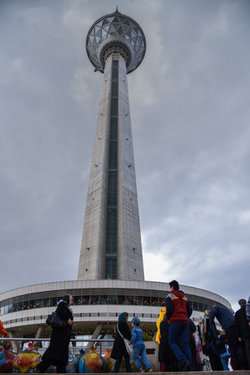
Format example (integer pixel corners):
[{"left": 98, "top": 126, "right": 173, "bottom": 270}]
[
  {"left": 1, "top": 286, "right": 250, "bottom": 373},
  {"left": 158, "top": 281, "right": 250, "bottom": 372}
]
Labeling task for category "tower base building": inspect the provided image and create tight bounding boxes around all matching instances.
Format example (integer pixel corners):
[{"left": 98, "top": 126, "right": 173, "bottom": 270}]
[{"left": 0, "top": 279, "right": 230, "bottom": 338}]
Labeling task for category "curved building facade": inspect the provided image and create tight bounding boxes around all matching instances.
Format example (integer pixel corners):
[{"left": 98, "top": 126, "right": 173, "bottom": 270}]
[{"left": 0, "top": 280, "right": 230, "bottom": 338}]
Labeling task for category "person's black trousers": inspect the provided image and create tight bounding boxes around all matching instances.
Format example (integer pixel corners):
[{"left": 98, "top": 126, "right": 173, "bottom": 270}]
[
  {"left": 226, "top": 325, "right": 240, "bottom": 370},
  {"left": 37, "top": 358, "right": 66, "bottom": 373}
]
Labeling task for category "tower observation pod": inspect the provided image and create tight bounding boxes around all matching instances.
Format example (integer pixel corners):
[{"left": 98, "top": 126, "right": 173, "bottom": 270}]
[{"left": 77, "top": 10, "right": 146, "bottom": 281}]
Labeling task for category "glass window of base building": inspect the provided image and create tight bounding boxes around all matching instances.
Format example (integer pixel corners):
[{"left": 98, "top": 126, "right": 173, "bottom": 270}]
[
  {"left": 99, "top": 295, "right": 116, "bottom": 304},
  {"left": 0, "top": 295, "right": 212, "bottom": 314},
  {"left": 152, "top": 297, "right": 159, "bottom": 306},
  {"left": 133, "top": 296, "right": 142, "bottom": 305}
]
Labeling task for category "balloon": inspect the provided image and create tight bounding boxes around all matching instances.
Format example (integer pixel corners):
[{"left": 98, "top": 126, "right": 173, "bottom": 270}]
[
  {"left": 13, "top": 343, "right": 40, "bottom": 373},
  {"left": 0, "top": 346, "right": 15, "bottom": 373},
  {"left": 78, "top": 346, "right": 103, "bottom": 373}
]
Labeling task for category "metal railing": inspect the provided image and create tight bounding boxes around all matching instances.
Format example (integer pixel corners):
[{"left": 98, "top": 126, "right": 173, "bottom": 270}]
[{"left": 0, "top": 337, "right": 115, "bottom": 356}]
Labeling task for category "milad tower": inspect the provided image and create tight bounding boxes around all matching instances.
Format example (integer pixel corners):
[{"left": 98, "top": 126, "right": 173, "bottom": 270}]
[
  {"left": 77, "top": 9, "right": 146, "bottom": 281},
  {"left": 0, "top": 10, "right": 231, "bottom": 360}
]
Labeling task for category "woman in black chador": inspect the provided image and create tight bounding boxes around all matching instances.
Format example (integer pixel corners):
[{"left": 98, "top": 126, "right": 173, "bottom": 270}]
[{"left": 38, "top": 295, "right": 73, "bottom": 373}]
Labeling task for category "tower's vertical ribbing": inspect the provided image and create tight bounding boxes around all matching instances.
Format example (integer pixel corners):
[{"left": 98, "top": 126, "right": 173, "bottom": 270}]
[{"left": 105, "top": 59, "right": 118, "bottom": 279}]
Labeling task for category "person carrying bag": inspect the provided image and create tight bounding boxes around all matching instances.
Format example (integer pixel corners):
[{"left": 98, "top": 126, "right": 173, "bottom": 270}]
[
  {"left": 111, "top": 312, "right": 132, "bottom": 373},
  {"left": 117, "top": 323, "right": 133, "bottom": 355},
  {"left": 37, "top": 295, "right": 73, "bottom": 373},
  {"left": 46, "top": 311, "right": 67, "bottom": 328}
]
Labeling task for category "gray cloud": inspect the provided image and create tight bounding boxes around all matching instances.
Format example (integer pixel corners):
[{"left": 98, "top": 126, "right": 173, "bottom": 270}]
[{"left": 0, "top": 0, "right": 250, "bottom": 309}]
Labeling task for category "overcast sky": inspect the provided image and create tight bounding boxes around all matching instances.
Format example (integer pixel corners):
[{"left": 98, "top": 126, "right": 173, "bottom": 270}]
[{"left": 1, "top": 0, "right": 250, "bottom": 311}]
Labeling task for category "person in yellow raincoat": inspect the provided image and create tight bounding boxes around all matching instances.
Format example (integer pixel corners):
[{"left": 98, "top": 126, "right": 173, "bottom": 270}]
[
  {"left": 156, "top": 307, "right": 166, "bottom": 344},
  {"left": 156, "top": 307, "right": 178, "bottom": 371}
]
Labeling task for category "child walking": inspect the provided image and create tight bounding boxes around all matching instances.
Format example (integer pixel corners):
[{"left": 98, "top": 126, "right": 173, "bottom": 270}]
[{"left": 130, "top": 317, "right": 153, "bottom": 373}]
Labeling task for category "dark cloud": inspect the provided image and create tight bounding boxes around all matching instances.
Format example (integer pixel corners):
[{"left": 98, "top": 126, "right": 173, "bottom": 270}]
[{"left": 0, "top": 0, "right": 250, "bottom": 307}]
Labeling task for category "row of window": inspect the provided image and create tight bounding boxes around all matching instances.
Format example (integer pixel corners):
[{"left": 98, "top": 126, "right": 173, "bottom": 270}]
[
  {"left": 0, "top": 295, "right": 210, "bottom": 315},
  {"left": 4, "top": 311, "right": 162, "bottom": 327},
  {"left": 105, "top": 59, "right": 119, "bottom": 280}
]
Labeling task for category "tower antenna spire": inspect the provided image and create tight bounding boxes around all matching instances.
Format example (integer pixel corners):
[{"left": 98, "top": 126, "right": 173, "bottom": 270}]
[{"left": 116, "top": 5, "right": 119, "bottom": 12}]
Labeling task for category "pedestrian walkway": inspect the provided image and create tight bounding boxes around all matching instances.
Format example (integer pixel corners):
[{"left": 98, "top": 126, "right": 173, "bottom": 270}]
[{"left": 27, "top": 371, "right": 250, "bottom": 375}]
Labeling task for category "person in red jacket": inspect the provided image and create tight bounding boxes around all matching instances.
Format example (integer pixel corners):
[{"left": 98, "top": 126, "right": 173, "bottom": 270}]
[{"left": 166, "top": 280, "right": 192, "bottom": 371}]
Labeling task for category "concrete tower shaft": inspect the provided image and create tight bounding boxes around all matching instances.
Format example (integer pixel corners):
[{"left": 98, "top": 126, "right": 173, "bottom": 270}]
[{"left": 78, "top": 11, "right": 145, "bottom": 281}]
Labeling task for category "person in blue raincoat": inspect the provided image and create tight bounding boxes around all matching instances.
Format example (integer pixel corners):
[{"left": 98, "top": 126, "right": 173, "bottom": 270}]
[{"left": 130, "top": 317, "right": 153, "bottom": 373}]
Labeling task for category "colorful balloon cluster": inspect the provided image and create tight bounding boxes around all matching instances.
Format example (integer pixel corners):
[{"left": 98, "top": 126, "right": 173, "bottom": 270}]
[
  {"left": 0, "top": 345, "right": 122, "bottom": 373},
  {"left": 0, "top": 343, "right": 40, "bottom": 373},
  {"left": 77, "top": 347, "right": 137, "bottom": 373},
  {"left": 77, "top": 347, "right": 115, "bottom": 373}
]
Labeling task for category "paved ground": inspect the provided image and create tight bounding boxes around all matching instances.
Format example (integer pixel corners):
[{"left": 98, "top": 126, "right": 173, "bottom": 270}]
[{"left": 1, "top": 372, "right": 250, "bottom": 375}]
